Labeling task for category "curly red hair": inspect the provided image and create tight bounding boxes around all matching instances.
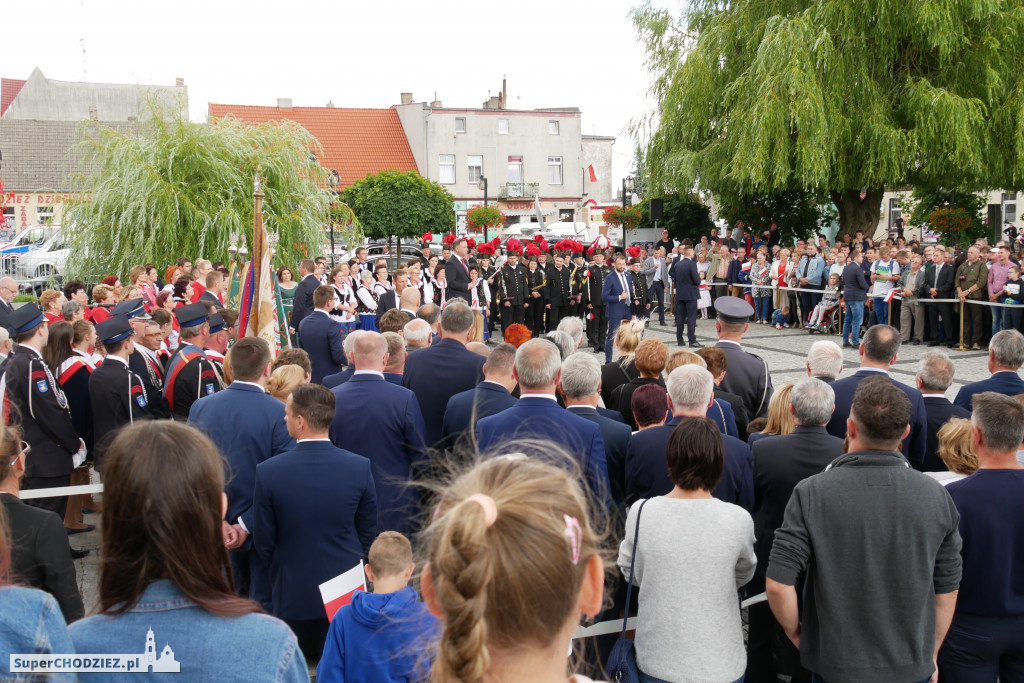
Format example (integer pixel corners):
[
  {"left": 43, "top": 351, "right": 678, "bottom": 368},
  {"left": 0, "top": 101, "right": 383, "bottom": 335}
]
[{"left": 502, "top": 323, "right": 533, "bottom": 348}]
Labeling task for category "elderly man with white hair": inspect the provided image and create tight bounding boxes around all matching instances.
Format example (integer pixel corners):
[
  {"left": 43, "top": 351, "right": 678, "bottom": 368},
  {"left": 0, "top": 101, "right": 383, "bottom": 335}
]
[
  {"left": 625, "top": 364, "right": 753, "bottom": 510},
  {"left": 0, "top": 326, "right": 12, "bottom": 373},
  {"left": 402, "top": 318, "right": 431, "bottom": 353},
  {"left": 806, "top": 340, "right": 844, "bottom": 383},
  {"left": 916, "top": 350, "right": 970, "bottom": 472},
  {"left": 475, "top": 338, "right": 611, "bottom": 509},
  {"left": 746, "top": 377, "right": 845, "bottom": 681},
  {"left": 321, "top": 329, "right": 365, "bottom": 389},
  {"left": 556, "top": 316, "right": 586, "bottom": 351}
]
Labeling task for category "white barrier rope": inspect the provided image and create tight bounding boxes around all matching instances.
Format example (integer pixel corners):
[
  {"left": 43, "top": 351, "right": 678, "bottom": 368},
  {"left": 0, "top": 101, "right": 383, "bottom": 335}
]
[
  {"left": 571, "top": 592, "right": 767, "bottom": 640},
  {"left": 20, "top": 483, "right": 104, "bottom": 500}
]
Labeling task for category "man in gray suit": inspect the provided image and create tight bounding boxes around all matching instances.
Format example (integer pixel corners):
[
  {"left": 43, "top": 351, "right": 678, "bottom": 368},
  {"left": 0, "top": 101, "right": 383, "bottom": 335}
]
[
  {"left": 714, "top": 296, "right": 774, "bottom": 419},
  {"left": 642, "top": 247, "right": 671, "bottom": 326}
]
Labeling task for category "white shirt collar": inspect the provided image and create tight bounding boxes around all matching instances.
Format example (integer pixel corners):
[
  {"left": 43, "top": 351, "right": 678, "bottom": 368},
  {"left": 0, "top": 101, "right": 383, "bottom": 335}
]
[
  {"left": 921, "top": 392, "right": 947, "bottom": 398},
  {"left": 231, "top": 380, "right": 266, "bottom": 392},
  {"left": 105, "top": 354, "right": 129, "bottom": 366},
  {"left": 298, "top": 438, "right": 332, "bottom": 443},
  {"left": 717, "top": 339, "right": 742, "bottom": 348},
  {"left": 520, "top": 393, "right": 558, "bottom": 401},
  {"left": 859, "top": 366, "right": 889, "bottom": 375},
  {"left": 353, "top": 370, "right": 384, "bottom": 378}
]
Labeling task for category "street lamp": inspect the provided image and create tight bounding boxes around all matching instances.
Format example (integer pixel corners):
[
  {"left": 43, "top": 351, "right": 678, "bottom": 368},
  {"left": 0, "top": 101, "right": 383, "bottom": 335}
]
[
  {"left": 621, "top": 175, "right": 635, "bottom": 249},
  {"left": 478, "top": 176, "right": 489, "bottom": 242},
  {"left": 327, "top": 169, "right": 341, "bottom": 267}
]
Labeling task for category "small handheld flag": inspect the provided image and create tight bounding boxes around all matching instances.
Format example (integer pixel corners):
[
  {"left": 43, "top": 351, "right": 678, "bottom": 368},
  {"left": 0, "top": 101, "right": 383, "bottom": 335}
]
[{"left": 319, "top": 560, "right": 367, "bottom": 621}]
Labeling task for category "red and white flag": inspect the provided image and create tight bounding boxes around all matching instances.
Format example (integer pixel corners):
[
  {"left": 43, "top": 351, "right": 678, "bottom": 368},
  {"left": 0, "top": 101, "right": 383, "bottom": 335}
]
[
  {"left": 884, "top": 289, "right": 900, "bottom": 303},
  {"left": 319, "top": 561, "right": 366, "bottom": 622},
  {"left": 588, "top": 165, "right": 598, "bottom": 183}
]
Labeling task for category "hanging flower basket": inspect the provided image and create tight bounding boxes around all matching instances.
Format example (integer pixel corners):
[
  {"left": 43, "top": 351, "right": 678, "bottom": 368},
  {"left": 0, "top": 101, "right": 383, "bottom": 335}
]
[{"left": 466, "top": 204, "right": 505, "bottom": 233}]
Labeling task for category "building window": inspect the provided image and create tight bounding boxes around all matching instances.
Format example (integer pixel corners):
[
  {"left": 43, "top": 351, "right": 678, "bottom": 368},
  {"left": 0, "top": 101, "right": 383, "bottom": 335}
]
[
  {"left": 455, "top": 118, "right": 466, "bottom": 134},
  {"left": 507, "top": 156, "right": 523, "bottom": 184},
  {"left": 888, "top": 198, "right": 902, "bottom": 229},
  {"left": 439, "top": 155, "right": 456, "bottom": 184},
  {"left": 36, "top": 206, "right": 54, "bottom": 223},
  {"left": 559, "top": 209, "right": 574, "bottom": 222},
  {"left": 549, "top": 120, "right": 559, "bottom": 135},
  {"left": 1004, "top": 192, "right": 1017, "bottom": 224},
  {"left": 498, "top": 119, "right": 509, "bottom": 135},
  {"left": 467, "top": 155, "right": 483, "bottom": 183},
  {"left": 548, "top": 156, "right": 563, "bottom": 185},
  {"left": 1, "top": 207, "right": 13, "bottom": 231}
]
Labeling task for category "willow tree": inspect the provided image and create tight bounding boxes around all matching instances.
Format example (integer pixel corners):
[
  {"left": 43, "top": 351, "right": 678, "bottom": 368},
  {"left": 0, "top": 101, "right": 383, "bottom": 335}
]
[
  {"left": 65, "top": 112, "right": 330, "bottom": 278},
  {"left": 633, "top": 0, "right": 1024, "bottom": 237}
]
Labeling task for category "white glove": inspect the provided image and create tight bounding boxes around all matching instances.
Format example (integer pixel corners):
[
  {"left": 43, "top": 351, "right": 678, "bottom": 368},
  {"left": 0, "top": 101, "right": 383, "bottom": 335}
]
[{"left": 73, "top": 441, "right": 87, "bottom": 469}]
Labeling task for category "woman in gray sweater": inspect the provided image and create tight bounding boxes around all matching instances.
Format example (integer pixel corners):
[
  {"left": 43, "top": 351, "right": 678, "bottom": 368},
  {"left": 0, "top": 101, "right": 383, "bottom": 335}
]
[{"left": 618, "top": 417, "right": 756, "bottom": 683}]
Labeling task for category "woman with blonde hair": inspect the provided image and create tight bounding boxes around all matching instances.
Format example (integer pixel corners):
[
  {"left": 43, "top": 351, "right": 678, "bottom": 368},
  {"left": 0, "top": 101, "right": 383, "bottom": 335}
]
[
  {"left": 265, "top": 364, "right": 307, "bottom": 403},
  {"left": 421, "top": 453, "right": 605, "bottom": 683},
  {"left": 927, "top": 418, "right": 979, "bottom": 486},
  {"left": 600, "top": 319, "right": 645, "bottom": 406},
  {"left": 747, "top": 382, "right": 795, "bottom": 446}
]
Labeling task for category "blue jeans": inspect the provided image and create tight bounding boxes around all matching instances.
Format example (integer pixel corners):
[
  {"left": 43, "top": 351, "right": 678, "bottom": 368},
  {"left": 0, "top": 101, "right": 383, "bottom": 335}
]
[
  {"left": 843, "top": 300, "right": 865, "bottom": 344},
  {"left": 755, "top": 296, "right": 772, "bottom": 320},
  {"left": 873, "top": 296, "right": 890, "bottom": 325},
  {"left": 993, "top": 305, "right": 1006, "bottom": 336}
]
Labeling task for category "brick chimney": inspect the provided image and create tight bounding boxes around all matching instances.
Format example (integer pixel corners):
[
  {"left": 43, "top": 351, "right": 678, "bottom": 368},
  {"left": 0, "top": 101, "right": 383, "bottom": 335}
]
[
  {"left": 400, "top": 92, "right": 413, "bottom": 105},
  {"left": 175, "top": 77, "right": 185, "bottom": 87}
]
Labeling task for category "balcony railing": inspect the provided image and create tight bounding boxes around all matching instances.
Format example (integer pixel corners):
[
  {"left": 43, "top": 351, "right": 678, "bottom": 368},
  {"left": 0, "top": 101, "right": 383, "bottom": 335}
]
[{"left": 499, "top": 182, "right": 540, "bottom": 199}]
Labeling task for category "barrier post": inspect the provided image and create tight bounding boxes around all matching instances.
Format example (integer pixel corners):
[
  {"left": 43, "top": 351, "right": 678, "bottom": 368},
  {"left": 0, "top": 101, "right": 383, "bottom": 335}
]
[{"left": 953, "top": 299, "right": 970, "bottom": 351}]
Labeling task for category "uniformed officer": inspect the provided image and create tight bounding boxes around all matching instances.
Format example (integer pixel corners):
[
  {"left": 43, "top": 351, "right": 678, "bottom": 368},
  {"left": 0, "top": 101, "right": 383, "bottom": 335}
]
[
  {"left": 499, "top": 250, "right": 528, "bottom": 326},
  {"left": 569, "top": 252, "right": 588, "bottom": 318},
  {"left": 3, "top": 305, "right": 83, "bottom": 517},
  {"left": 110, "top": 298, "right": 169, "bottom": 418},
  {"left": 164, "top": 303, "right": 222, "bottom": 420},
  {"left": 89, "top": 316, "right": 152, "bottom": 468},
  {"left": 203, "top": 312, "right": 229, "bottom": 387},
  {"left": 479, "top": 254, "right": 500, "bottom": 334},
  {"left": 585, "top": 250, "right": 610, "bottom": 353},
  {"left": 545, "top": 252, "right": 573, "bottom": 331},
  {"left": 713, "top": 296, "right": 774, "bottom": 418}
]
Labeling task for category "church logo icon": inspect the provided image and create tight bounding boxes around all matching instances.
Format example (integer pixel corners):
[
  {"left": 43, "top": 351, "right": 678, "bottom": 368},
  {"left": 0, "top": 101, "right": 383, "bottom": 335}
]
[{"left": 143, "top": 627, "right": 181, "bottom": 673}]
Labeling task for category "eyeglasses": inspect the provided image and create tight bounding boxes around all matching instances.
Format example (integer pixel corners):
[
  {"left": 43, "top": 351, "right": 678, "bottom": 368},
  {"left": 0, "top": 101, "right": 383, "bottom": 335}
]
[{"left": 10, "top": 441, "right": 29, "bottom": 465}]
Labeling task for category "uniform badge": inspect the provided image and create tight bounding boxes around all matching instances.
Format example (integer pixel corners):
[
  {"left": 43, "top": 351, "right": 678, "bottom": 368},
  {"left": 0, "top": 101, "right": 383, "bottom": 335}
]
[
  {"left": 36, "top": 379, "right": 49, "bottom": 393},
  {"left": 135, "top": 394, "right": 148, "bottom": 408},
  {"left": 205, "top": 383, "right": 215, "bottom": 395}
]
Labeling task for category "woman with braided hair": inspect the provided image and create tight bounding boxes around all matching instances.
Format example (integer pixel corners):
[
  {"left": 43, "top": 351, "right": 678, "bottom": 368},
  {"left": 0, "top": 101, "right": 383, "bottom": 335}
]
[{"left": 421, "top": 453, "right": 607, "bottom": 683}]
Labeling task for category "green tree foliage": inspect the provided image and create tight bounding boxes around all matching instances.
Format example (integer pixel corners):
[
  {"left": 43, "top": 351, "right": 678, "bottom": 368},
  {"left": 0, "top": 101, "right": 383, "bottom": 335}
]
[
  {"left": 718, "top": 191, "right": 826, "bottom": 246},
  {"left": 633, "top": 0, "right": 1024, "bottom": 238},
  {"left": 66, "top": 113, "right": 330, "bottom": 278},
  {"left": 637, "top": 193, "right": 715, "bottom": 242},
  {"left": 342, "top": 171, "right": 454, "bottom": 242}
]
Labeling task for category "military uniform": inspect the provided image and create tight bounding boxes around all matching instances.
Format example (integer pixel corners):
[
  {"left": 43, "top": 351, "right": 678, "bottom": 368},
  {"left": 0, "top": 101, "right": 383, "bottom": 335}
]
[
  {"left": 569, "top": 258, "right": 588, "bottom": 318},
  {"left": 714, "top": 297, "right": 774, "bottom": 418},
  {"left": 481, "top": 263, "right": 500, "bottom": 332},
  {"left": 631, "top": 267, "right": 651, "bottom": 321},
  {"left": 499, "top": 259, "right": 528, "bottom": 327},
  {"left": 3, "top": 307, "right": 81, "bottom": 516},
  {"left": 111, "top": 298, "right": 170, "bottom": 419},
  {"left": 89, "top": 319, "right": 152, "bottom": 469},
  {"left": 545, "top": 265, "right": 573, "bottom": 331},
  {"left": 164, "top": 303, "right": 223, "bottom": 421},
  {"left": 526, "top": 266, "right": 547, "bottom": 335},
  {"left": 585, "top": 261, "right": 610, "bottom": 352}
]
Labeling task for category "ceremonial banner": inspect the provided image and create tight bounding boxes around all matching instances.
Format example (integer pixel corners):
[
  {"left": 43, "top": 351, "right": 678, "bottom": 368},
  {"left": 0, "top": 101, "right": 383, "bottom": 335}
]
[
  {"left": 319, "top": 561, "right": 366, "bottom": 621},
  {"left": 238, "top": 176, "right": 282, "bottom": 356}
]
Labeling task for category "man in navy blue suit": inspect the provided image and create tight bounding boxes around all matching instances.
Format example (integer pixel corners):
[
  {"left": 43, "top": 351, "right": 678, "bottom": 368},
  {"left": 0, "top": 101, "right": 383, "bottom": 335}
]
[
  {"left": 476, "top": 339, "right": 611, "bottom": 510},
  {"left": 625, "top": 364, "right": 753, "bottom": 511},
  {"left": 298, "top": 285, "right": 347, "bottom": 384},
  {"left": 915, "top": 350, "right": 970, "bottom": 472},
  {"left": 322, "top": 330, "right": 364, "bottom": 389},
  {"left": 444, "top": 238, "right": 474, "bottom": 304},
  {"left": 187, "top": 337, "right": 294, "bottom": 600},
  {"left": 440, "top": 342, "right": 518, "bottom": 452},
  {"left": 602, "top": 252, "right": 635, "bottom": 363},
  {"left": 672, "top": 244, "right": 702, "bottom": 347},
  {"left": 403, "top": 301, "right": 486, "bottom": 448},
  {"left": 826, "top": 325, "right": 928, "bottom": 467},
  {"left": 381, "top": 331, "right": 407, "bottom": 385},
  {"left": 560, "top": 352, "right": 632, "bottom": 511},
  {"left": 288, "top": 259, "right": 320, "bottom": 338},
  {"left": 331, "top": 331, "right": 426, "bottom": 534},
  {"left": 953, "top": 329, "right": 1024, "bottom": 409},
  {"left": 253, "top": 383, "right": 377, "bottom": 660}
]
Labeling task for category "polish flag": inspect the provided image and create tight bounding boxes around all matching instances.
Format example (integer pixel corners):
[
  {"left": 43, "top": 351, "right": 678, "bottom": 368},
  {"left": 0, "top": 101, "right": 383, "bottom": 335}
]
[
  {"left": 319, "top": 561, "right": 366, "bottom": 621},
  {"left": 588, "top": 165, "right": 598, "bottom": 183},
  {"left": 884, "top": 289, "right": 900, "bottom": 303}
]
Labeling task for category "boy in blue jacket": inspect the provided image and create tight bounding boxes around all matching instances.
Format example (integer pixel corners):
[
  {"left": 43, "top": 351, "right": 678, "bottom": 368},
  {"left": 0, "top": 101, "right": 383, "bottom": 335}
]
[{"left": 317, "top": 532, "right": 438, "bottom": 682}]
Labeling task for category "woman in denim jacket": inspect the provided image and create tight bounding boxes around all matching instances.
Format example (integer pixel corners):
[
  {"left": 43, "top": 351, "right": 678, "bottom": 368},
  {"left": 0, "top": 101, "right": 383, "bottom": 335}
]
[
  {"left": 0, "top": 504, "right": 76, "bottom": 682},
  {"left": 68, "top": 422, "right": 309, "bottom": 682}
]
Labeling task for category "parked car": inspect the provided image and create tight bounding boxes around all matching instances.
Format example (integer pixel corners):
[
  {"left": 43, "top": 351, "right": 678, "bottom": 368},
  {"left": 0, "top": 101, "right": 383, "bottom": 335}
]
[
  {"left": 0, "top": 224, "right": 61, "bottom": 277},
  {"left": 17, "top": 229, "right": 72, "bottom": 280}
]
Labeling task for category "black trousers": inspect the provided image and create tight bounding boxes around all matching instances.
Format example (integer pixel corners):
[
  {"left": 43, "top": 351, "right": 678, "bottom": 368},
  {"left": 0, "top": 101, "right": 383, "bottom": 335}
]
[
  {"left": 500, "top": 303, "right": 525, "bottom": 327},
  {"left": 675, "top": 298, "right": 698, "bottom": 344},
  {"left": 546, "top": 304, "right": 570, "bottom": 332},
  {"left": 525, "top": 299, "right": 545, "bottom": 336},
  {"left": 649, "top": 281, "right": 666, "bottom": 323},
  {"left": 586, "top": 305, "right": 608, "bottom": 349},
  {"left": 284, "top": 617, "right": 330, "bottom": 661},
  {"left": 927, "top": 300, "right": 954, "bottom": 342},
  {"left": 22, "top": 474, "right": 71, "bottom": 519}
]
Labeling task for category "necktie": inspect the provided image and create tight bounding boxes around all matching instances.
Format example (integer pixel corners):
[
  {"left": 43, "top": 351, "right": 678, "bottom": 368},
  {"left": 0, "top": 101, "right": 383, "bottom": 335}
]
[
  {"left": 802, "top": 258, "right": 809, "bottom": 277},
  {"left": 620, "top": 272, "right": 629, "bottom": 299}
]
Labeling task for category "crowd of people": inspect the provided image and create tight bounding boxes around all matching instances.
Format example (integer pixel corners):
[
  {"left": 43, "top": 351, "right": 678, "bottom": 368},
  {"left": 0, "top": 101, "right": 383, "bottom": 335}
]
[{"left": 0, "top": 226, "right": 1022, "bottom": 683}]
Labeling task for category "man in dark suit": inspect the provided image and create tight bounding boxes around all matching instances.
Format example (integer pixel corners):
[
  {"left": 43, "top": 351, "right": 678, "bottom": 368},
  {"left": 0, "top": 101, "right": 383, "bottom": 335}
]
[
  {"left": 289, "top": 259, "right": 320, "bottom": 337},
  {"left": 625, "top": 364, "right": 753, "bottom": 511},
  {"left": 476, "top": 338, "right": 611, "bottom": 511},
  {"left": 1, "top": 441, "right": 84, "bottom": 622},
  {"left": 253, "top": 383, "right": 377, "bottom": 660},
  {"left": 560, "top": 352, "right": 632, "bottom": 511},
  {"left": 89, "top": 316, "right": 152, "bottom": 468},
  {"left": 953, "top": 329, "right": 1024, "bottom": 409},
  {"left": 444, "top": 238, "right": 473, "bottom": 304},
  {"left": 747, "top": 377, "right": 844, "bottom": 683},
  {"left": 298, "top": 285, "right": 346, "bottom": 384},
  {"left": 0, "top": 276, "right": 18, "bottom": 334},
  {"left": 714, "top": 297, "right": 774, "bottom": 419},
  {"left": 111, "top": 298, "right": 169, "bottom": 419},
  {"left": 602, "top": 252, "right": 634, "bottom": 363},
  {"left": 806, "top": 339, "right": 844, "bottom": 383},
  {"left": 916, "top": 350, "right": 970, "bottom": 472},
  {"left": 921, "top": 245, "right": 956, "bottom": 346},
  {"left": 672, "top": 245, "right": 701, "bottom": 347},
  {"left": 198, "top": 270, "right": 226, "bottom": 308},
  {"left": 375, "top": 268, "right": 409, "bottom": 325},
  {"left": 322, "top": 330, "right": 364, "bottom": 389},
  {"left": 332, "top": 331, "right": 426, "bottom": 534},
  {"left": 403, "top": 301, "right": 485, "bottom": 448},
  {"left": 188, "top": 337, "right": 295, "bottom": 600},
  {"left": 381, "top": 331, "right": 406, "bottom": 385},
  {"left": 697, "top": 346, "right": 750, "bottom": 441},
  {"left": 825, "top": 324, "right": 928, "bottom": 468},
  {"left": 441, "top": 343, "right": 518, "bottom": 452}
]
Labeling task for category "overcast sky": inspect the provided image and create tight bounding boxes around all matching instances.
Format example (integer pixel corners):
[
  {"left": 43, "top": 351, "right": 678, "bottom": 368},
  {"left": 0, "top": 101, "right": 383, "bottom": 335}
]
[{"left": 3, "top": 0, "right": 654, "bottom": 190}]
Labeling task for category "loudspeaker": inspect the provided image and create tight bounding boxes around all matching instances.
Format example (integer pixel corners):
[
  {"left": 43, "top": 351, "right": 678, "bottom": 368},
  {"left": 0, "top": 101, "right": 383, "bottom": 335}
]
[
  {"left": 989, "top": 204, "right": 1002, "bottom": 243},
  {"left": 649, "top": 198, "right": 664, "bottom": 221}
]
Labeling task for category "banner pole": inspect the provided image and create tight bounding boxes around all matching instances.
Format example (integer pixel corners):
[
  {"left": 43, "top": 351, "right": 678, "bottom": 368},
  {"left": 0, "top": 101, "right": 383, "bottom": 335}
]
[{"left": 953, "top": 299, "right": 970, "bottom": 351}]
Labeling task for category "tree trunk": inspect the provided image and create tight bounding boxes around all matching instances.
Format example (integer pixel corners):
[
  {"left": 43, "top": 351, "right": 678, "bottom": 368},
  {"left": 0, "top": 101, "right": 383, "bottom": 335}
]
[{"left": 830, "top": 188, "right": 885, "bottom": 241}]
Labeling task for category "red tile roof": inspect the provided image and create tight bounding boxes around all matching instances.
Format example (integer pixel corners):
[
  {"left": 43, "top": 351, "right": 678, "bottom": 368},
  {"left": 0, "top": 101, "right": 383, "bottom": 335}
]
[
  {"left": 1, "top": 78, "right": 27, "bottom": 116},
  {"left": 207, "top": 103, "right": 418, "bottom": 187}
]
